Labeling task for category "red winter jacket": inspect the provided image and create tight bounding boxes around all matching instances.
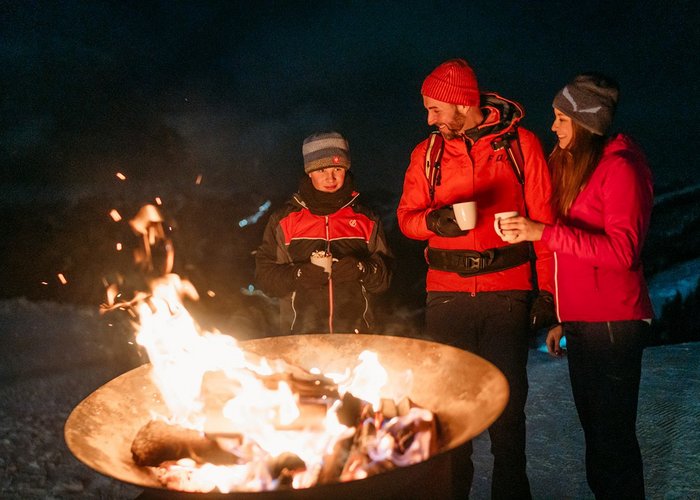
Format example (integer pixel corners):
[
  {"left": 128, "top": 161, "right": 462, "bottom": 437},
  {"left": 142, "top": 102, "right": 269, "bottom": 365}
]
[
  {"left": 398, "top": 93, "right": 555, "bottom": 294},
  {"left": 541, "top": 134, "right": 654, "bottom": 322}
]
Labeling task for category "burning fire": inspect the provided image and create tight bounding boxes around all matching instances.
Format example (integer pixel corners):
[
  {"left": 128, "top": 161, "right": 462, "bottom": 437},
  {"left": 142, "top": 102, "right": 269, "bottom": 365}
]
[{"left": 103, "top": 204, "right": 436, "bottom": 493}]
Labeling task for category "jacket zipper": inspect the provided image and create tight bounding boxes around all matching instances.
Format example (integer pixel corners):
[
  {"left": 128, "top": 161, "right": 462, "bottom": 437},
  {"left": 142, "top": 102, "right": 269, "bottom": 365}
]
[
  {"left": 325, "top": 215, "right": 334, "bottom": 334},
  {"left": 360, "top": 285, "right": 370, "bottom": 329},
  {"left": 295, "top": 193, "right": 359, "bottom": 334},
  {"left": 290, "top": 291, "right": 298, "bottom": 332}
]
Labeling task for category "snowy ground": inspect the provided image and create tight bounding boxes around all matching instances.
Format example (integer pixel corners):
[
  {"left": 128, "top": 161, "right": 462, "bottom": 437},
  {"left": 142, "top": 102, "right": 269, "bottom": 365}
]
[{"left": 1, "top": 298, "right": 698, "bottom": 499}]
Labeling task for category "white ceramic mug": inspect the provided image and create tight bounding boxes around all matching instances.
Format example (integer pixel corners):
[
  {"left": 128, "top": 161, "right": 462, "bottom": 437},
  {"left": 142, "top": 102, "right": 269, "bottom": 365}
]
[
  {"left": 310, "top": 252, "right": 333, "bottom": 273},
  {"left": 453, "top": 201, "right": 477, "bottom": 230},
  {"left": 494, "top": 211, "right": 519, "bottom": 241}
]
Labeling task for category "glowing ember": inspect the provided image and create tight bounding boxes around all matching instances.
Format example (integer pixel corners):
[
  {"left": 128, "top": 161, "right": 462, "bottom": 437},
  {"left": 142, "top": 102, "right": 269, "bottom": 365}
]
[
  {"left": 109, "top": 209, "right": 122, "bottom": 222},
  {"left": 116, "top": 172, "right": 127, "bottom": 180}
]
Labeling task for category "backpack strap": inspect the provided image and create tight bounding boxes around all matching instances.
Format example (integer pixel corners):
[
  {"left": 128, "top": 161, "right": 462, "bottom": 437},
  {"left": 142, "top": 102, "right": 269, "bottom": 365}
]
[
  {"left": 491, "top": 128, "right": 529, "bottom": 216},
  {"left": 424, "top": 131, "right": 444, "bottom": 202}
]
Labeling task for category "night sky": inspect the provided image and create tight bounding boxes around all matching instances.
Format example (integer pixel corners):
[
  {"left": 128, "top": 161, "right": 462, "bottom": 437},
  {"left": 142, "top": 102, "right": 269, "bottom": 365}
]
[{"left": 2, "top": 0, "right": 698, "bottom": 204}]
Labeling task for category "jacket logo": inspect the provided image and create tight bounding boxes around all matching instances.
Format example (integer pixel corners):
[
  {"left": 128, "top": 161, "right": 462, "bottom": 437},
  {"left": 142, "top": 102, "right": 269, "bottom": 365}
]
[
  {"left": 563, "top": 87, "right": 602, "bottom": 114},
  {"left": 349, "top": 219, "right": 357, "bottom": 227}
]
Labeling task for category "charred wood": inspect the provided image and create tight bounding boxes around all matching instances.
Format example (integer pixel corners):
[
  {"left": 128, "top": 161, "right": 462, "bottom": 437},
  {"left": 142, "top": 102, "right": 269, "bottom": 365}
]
[{"left": 131, "top": 420, "right": 236, "bottom": 466}]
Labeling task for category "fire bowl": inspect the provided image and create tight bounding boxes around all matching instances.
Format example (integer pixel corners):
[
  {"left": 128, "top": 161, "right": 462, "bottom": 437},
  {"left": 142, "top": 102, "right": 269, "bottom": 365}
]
[{"left": 65, "top": 334, "right": 508, "bottom": 499}]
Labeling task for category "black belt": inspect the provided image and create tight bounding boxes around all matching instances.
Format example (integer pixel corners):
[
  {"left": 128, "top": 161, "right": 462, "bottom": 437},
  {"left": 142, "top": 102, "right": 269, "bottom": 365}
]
[{"left": 426, "top": 242, "right": 533, "bottom": 277}]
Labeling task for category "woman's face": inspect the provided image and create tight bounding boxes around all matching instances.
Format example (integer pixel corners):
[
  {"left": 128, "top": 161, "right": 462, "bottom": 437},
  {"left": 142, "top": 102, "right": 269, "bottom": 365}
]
[
  {"left": 308, "top": 167, "right": 346, "bottom": 193},
  {"left": 551, "top": 108, "right": 574, "bottom": 149}
]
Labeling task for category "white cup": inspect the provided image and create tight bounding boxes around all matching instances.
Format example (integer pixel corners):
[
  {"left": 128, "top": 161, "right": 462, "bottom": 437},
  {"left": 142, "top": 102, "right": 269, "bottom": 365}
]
[
  {"left": 453, "top": 201, "right": 477, "bottom": 230},
  {"left": 494, "top": 211, "right": 519, "bottom": 241},
  {"left": 310, "top": 252, "right": 333, "bottom": 273}
]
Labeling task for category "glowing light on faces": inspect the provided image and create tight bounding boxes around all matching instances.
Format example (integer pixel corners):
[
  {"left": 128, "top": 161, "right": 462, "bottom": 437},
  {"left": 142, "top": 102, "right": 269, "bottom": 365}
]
[
  {"left": 422, "top": 96, "right": 470, "bottom": 140},
  {"left": 308, "top": 167, "right": 346, "bottom": 193},
  {"left": 552, "top": 108, "right": 574, "bottom": 149}
]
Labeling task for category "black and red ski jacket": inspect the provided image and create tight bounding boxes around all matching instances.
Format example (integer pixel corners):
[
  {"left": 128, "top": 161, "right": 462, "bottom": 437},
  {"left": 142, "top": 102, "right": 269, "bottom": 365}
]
[{"left": 255, "top": 190, "right": 392, "bottom": 334}]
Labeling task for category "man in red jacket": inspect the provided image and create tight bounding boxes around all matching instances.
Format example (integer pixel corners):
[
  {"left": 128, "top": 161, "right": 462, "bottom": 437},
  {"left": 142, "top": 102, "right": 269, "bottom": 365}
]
[{"left": 397, "top": 59, "right": 555, "bottom": 499}]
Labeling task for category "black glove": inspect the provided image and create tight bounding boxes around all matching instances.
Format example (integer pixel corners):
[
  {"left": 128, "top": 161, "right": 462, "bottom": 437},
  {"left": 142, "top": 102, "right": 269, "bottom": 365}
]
[
  {"left": 331, "top": 256, "right": 368, "bottom": 283},
  {"left": 530, "top": 291, "right": 558, "bottom": 332},
  {"left": 426, "top": 207, "right": 469, "bottom": 237},
  {"left": 294, "top": 262, "right": 329, "bottom": 288}
]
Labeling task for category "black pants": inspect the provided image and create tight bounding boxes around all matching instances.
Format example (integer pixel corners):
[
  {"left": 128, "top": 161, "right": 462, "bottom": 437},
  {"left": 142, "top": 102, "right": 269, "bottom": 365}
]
[
  {"left": 426, "top": 291, "right": 532, "bottom": 500},
  {"left": 564, "top": 320, "right": 647, "bottom": 500}
]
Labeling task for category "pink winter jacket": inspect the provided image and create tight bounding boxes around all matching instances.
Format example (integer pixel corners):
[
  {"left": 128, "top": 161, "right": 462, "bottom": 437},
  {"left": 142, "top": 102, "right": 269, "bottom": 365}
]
[{"left": 541, "top": 134, "right": 654, "bottom": 322}]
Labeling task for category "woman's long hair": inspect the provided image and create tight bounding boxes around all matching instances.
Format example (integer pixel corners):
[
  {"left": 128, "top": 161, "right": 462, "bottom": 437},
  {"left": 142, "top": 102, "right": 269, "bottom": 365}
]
[{"left": 549, "top": 121, "right": 607, "bottom": 216}]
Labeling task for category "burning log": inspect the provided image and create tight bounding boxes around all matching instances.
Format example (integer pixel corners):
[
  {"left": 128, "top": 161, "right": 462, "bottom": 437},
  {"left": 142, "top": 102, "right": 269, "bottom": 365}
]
[
  {"left": 131, "top": 420, "right": 237, "bottom": 466},
  {"left": 267, "top": 452, "right": 306, "bottom": 487},
  {"left": 317, "top": 434, "right": 354, "bottom": 485},
  {"left": 131, "top": 384, "right": 440, "bottom": 492}
]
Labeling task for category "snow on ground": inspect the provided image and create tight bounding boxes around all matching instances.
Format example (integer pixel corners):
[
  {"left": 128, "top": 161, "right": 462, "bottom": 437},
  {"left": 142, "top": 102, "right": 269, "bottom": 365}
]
[{"left": 1, "top": 298, "right": 698, "bottom": 499}]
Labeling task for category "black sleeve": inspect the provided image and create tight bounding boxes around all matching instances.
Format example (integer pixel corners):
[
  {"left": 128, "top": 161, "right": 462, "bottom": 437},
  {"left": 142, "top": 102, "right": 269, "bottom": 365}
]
[
  {"left": 360, "top": 214, "right": 393, "bottom": 294},
  {"left": 254, "top": 211, "right": 297, "bottom": 298}
]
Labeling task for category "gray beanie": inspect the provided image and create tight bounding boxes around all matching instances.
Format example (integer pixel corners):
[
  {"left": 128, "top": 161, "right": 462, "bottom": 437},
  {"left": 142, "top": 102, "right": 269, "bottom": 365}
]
[
  {"left": 552, "top": 73, "right": 619, "bottom": 136},
  {"left": 302, "top": 131, "right": 351, "bottom": 174}
]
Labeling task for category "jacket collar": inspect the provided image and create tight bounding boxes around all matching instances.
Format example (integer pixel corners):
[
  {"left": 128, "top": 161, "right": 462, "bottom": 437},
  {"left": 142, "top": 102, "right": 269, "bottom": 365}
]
[{"left": 463, "top": 92, "right": 524, "bottom": 144}]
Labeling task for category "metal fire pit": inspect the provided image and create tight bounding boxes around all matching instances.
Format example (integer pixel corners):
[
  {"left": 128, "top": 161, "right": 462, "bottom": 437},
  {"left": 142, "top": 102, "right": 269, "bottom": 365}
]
[{"left": 65, "top": 334, "right": 508, "bottom": 499}]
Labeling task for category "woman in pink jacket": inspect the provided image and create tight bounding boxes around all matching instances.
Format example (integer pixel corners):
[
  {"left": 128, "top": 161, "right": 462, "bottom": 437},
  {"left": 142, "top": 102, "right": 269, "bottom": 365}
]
[{"left": 501, "top": 73, "right": 653, "bottom": 499}]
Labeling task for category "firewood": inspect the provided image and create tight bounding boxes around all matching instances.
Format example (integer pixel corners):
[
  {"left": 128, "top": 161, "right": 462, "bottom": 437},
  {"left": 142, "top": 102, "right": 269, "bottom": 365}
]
[
  {"left": 267, "top": 451, "right": 306, "bottom": 487},
  {"left": 396, "top": 396, "right": 412, "bottom": 417},
  {"left": 379, "top": 398, "right": 397, "bottom": 419},
  {"left": 317, "top": 435, "right": 353, "bottom": 484},
  {"left": 131, "top": 420, "right": 236, "bottom": 466},
  {"left": 336, "top": 392, "right": 365, "bottom": 427}
]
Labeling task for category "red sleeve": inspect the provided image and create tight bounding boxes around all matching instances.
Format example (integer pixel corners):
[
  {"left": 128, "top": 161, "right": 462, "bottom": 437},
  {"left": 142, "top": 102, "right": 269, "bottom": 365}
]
[{"left": 397, "top": 140, "right": 434, "bottom": 241}]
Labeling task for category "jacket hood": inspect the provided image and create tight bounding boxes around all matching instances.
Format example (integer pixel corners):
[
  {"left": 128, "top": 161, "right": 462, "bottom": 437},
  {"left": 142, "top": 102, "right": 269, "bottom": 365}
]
[
  {"left": 463, "top": 92, "right": 524, "bottom": 143},
  {"left": 604, "top": 133, "right": 646, "bottom": 159}
]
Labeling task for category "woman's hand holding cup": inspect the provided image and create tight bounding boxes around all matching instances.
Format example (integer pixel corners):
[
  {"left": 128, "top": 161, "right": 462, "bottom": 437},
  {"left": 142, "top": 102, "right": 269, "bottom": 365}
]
[
  {"left": 494, "top": 211, "right": 520, "bottom": 242},
  {"left": 497, "top": 215, "right": 546, "bottom": 243}
]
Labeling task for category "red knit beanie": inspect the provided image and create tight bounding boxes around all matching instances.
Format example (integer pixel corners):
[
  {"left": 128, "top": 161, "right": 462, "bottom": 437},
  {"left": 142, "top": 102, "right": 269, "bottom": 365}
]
[{"left": 421, "top": 59, "right": 480, "bottom": 106}]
